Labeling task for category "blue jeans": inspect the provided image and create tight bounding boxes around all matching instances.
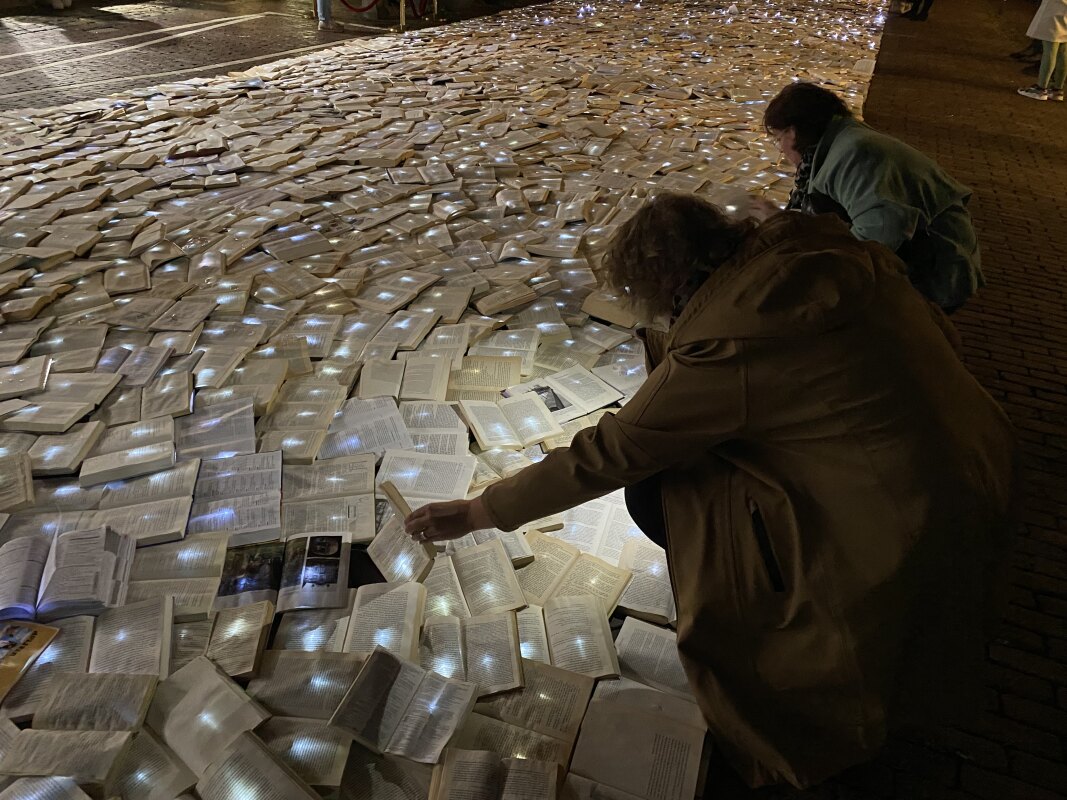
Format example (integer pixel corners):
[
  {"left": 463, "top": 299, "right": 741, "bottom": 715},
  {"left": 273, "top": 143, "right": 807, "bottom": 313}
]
[
  {"left": 316, "top": 0, "right": 331, "bottom": 22},
  {"left": 1039, "top": 41, "right": 1067, "bottom": 91}
]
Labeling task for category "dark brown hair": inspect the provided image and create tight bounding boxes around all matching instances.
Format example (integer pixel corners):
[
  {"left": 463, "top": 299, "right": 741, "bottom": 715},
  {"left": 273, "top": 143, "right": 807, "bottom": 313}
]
[
  {"left": 764, "top": 82, "right": 852, "bottom": 153},
  {"left": 601, "top": 193, "right": 754, "bottom": 319}
]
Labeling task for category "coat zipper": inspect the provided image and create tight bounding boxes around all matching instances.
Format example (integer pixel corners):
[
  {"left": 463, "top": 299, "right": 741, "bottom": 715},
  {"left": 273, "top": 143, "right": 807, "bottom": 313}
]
[{"left": 749, "top": 501, "right": 785, "bottom": 593}]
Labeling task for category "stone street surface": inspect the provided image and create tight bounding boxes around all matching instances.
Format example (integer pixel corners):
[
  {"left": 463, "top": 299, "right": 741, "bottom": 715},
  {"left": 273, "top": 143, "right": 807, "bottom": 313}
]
[{"left": 0, "top": 0, "right": 1064, "bottom": 797}]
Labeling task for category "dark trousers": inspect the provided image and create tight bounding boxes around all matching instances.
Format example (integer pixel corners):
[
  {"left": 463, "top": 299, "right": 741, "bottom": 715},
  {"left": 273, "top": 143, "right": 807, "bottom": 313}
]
[{"left": 906, "top": 0, "right": 934, "bottom": 17}]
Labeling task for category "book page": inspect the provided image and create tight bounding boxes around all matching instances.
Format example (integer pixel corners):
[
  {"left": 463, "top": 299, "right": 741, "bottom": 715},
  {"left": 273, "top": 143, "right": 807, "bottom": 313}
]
[
  {"left": 614, "top": 618, "right": 692, "bottom": 700},
  {"left": 377, "top": 450, "right": 476, "bottom": 501},
  {"left": 126, "top": 577, "right": 219, "bottom": 622},
  {"left": 206, "top": 600, "right": 274, "bottom": 677},
  {"left": 501, "top": 757, "right": 559, "bottom": 800},
  {"left": 174, "top": 398, "right": 256, "bottom": 461},
  {"left": 33, "top": 671, "right": 157, "bottom": 732},
  {"left": 130, "top": 534, "right": 228, "bottom": 582},
  {"left": 1, "top": 615, "right": 93, "bottom": 723},
  {"left": 357, "top": 360, "right": 405, "bottom": 400},
  {"left": 0, "top": 729, "right": 133, "bottom": 795},
  {"left": 616, "top": 540, "right": 675, "bottom": 625},
  {"left": 428, "top": 749, "right": 500, "bottom": 800},
  {"left": 0, "top": 535, "right": 49, "bottom": 619},
  {"left": 471, "top": 529, "right": 534, "bottom": 567},
  {"left": 384, "top": 669, "right": 477, "bottom": 764},
  {"left": 112, "top": 728, "right": 198, "bottom": 800},
  {"left": 170, "top": 620, "right": 211, "bottom": 674},
  {"left": 282, "top": 496, "right": 374, "bottom": 544},
  {"left": 146, "top": 657, "right": 269, "bottom": 776},
  {"left": 0, "top": 778, "right": 96, "bottom": 800},
  {"left": 367, "top": 510, "right": 435, "bottom": 584},
  {"left": 339, "top": 741, "right": 427, "bottom": 800},
  {"left": 515, "top": 605, "right": 550, "bottom": 664},
  {"left": 498, "top": 393, "right": 564, "bottom": 447},
  {"left": 451, "top": 713, "right": 571, "bottom": 766},
  {"left": 452, "top": 539, "right": 526, "bottom": 617},
  {"left": 187, "top": 492, "right": 281, "bottom": 543},
  {"left": 329, "top": 647, "right": 425, "bottom": 752},
  {"left": 544, "top": 366, "right": 621, "bottom": 415},
  {"left": 449, "top": 356, "right": 521, "bottom": 392},
  {"left": 277, "top": 534, "right": 350, "bottom": 613},
  {"left": 459, "top": 611, "right": 522, "bottom": 698},
  {"left": 343, "top": 582, "right": 426, "bottom": 661},
  {"left": 257, "top": 717, "right": 351, "bottom": 788},
  {"left": 246, "top": 651, "right": 364, "bottom": 719},
  {"left": 544, "top": 596, "right": 619, "bottom": 680},
  {"left": 549, "top": 554, "right": 632, "bottom": 617},
  {"left": 196, "top": 731, "right": 319, "bottom": 800},
  {"left": 90, "top": 497, "right": 192, "bottom": 547},
  {"left": 475, "top": 659, "right": 593, "bottom": 745},
  {"left": 320, "top": 399, "right": 413, "bottom": 461},
  {"left": 194, "top": 452, "right": 282, "bottom": 502},
  {"left": 516, "top": 531, "right": 579, "bottom": 607},
  {"left": 89, "top": 596, "right": 173, "bottom": 678},
  {"left": 592, "top": 492, "right": 645, "bottom": 567},
  {"left": 272, "top": 593, "right": 354, "bottom": 652},
  {"left": 569, "top": 691, "right": 704, "bottom": 800},
  {"left": 399, "top": 358, "right": 451, "bottom": 402},
  {"left": 459, "top": 401, "right": 520, "bottom": 450},
  {"left": 282, "top": 455, "right": 375, "bottom": 501},
  {"left": 423, "top": 556, "right": 471, "bottom": 619},
  {"left": 419, "top": 615, "right": 465, "bottom": 681}
]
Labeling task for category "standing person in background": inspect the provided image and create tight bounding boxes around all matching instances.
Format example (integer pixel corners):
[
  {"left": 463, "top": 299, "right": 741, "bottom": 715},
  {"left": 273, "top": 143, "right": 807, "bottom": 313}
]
[
  {"left": 756, "top": 82, "right": 982, "bottom": 313},
  {"left": 1018, "top": 0, "right": 1067, "bottom": 100},
  {"left": 316, "top": 0, "right": 344, "bottom": 31}
]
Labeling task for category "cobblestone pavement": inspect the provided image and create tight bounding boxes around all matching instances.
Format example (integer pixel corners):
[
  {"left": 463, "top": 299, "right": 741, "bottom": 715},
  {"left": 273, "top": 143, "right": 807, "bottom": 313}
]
[
  {"left": 0, "top": 0, "right": 525, "bottom": 110},
  {"left": 736, "top": 1, "right": 1067, "bottom": 798}
]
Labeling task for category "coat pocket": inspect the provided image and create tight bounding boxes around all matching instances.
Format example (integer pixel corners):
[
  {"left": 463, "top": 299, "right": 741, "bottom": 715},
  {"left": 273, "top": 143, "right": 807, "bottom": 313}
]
[{"left": 748, "top": 500, "right": 786, "bottom": 593}]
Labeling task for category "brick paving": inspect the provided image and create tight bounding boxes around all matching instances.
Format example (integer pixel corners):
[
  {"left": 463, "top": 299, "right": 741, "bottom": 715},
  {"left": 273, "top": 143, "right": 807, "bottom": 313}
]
[
  {"left": 732, "top": 0, "right": 1067, "bottom": 798},
  {"left": 1, "top": 0, "right": 1063, "bottom": 795}
]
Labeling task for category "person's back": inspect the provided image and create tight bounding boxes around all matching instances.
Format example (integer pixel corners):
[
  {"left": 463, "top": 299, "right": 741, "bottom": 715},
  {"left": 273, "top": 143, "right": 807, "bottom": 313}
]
[{"left": 648, "top": 211, "right": 1015, "bottom": 786}]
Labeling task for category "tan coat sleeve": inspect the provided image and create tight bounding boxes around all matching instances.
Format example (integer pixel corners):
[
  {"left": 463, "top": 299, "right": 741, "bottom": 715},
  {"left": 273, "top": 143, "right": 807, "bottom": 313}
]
[{"left": 480, "top": 339, "right": 747, "bottom": 532}]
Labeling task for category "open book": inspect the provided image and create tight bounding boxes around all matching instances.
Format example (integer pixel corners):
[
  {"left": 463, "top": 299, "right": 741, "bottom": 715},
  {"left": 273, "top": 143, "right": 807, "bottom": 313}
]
[
  {"left": 419, "top": 612, "right": 524, "bottom": 696},
  {"left": 460, "top": 393, "right": 564, "bottom": 450},
  {"left": 89, "top": 596, "right": 173, "bottom": 679},
  {"left": 544, "top": 596, "right": 619, "bottom": 680},
  {"left": 422, "top": 539, "right": 527, "bottom": 620},
  {"left": 146, "top": 656, "right": 270, "bottom": 776},
  {"left": 32, "top": 671, "right": 157, "bottom": 733},
  {"left": 0, "top": 526, "right": 134, "bottom": 622},
  {"left": 429, "top": 749, "right": 559, "bottom": 800},
  {"left": 257, "top": 717, "right": 353, "bottom": 789},
  {"left": 518, "top": 531, "right": 632, "bottom": 615},
  {"left": 0, "top": 729, "right": 133, "bottom": 797},
  {"left": 329, "top": 646, "right": 477, "bottom": 765},
  {"left": 341, "top": 582, "right": 426, "bottom": 661},
  {"left": 1, "top": 615, "right": 93, "bottom": 722},
  {"left": 569, "top": 684, "right": 706, "bottom": 800},
  {"left": 616, "top": 539, "right": 675, "bottom": 626},
  {"left": 112, "top": 728, "right": 198, "bottom": 800},
  {"left": 367, "top": 499, "right": 435, "bottom": 584},
  {"left": 205, "top": 599, "right": 274, "bottom": 678},
  {"left": 278, "top": 533, "right": 351, "bottom": 613},
  {"left": 197, "top": 732, "right": 320, "bottom": 800},
  {"left": 614, "top": 617, "right": 693, "bottom": 700},
  {"left": 247, "top": 650, "right": 365, "bottom": 719}
]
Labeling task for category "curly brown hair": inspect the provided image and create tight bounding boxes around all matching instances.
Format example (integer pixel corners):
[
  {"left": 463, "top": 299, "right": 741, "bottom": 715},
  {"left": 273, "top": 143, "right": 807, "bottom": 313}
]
[{"left": 601, "top": 193, "right": 754, "bottom": 319}]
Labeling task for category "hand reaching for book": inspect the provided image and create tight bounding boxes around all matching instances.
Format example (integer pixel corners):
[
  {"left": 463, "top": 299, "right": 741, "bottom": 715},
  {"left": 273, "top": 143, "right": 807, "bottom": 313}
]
[{"left": 404, "top": 497, "right": 494, "bottom": 542}]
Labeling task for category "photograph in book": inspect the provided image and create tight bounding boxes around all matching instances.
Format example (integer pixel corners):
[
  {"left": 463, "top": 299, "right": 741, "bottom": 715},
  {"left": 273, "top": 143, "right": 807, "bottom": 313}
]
[
  {"left": 0, "top": 620, "right": 58, "bottom": 702},
  {"left": 277, "top": 534, "right": 350, "bottom": 613},
  {"left": 213, "top": 541, "right": 284, "bottom": 612}
]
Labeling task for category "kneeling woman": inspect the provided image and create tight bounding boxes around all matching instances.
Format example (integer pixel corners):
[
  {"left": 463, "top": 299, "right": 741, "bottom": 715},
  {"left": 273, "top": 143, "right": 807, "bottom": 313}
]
[{"left": 405, "top": 194, "right": 1017, "bottom": 789}]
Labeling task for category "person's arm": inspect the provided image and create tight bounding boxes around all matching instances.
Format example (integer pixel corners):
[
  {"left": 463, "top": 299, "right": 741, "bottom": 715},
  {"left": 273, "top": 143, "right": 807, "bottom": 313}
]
[{"left": 404, "top": 339, "right": 747, "bottom": 540}]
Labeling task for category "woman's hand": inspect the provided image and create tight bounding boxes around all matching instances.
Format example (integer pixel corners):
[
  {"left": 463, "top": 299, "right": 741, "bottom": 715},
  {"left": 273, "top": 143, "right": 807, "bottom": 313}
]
[{"left": 403, "top": 496, "right": 495, "bottom": 543}]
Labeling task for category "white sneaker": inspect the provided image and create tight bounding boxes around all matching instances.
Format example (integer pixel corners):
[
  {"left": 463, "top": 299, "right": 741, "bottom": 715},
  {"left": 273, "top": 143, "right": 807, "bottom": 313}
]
[
  {"left": 1018, "top": 85, "right": 1050, "bottom": 101},
  {"left": 317, "top": 20, "right": 344, "bottom": 31},
  {"left": 1052, "top": 90, "right": 1065, "bottom": 102}
]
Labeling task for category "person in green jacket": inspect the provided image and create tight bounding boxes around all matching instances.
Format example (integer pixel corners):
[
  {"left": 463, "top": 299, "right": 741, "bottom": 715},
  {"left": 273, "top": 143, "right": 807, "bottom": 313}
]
[{"left": 756, "top": 82, "right": 983, "bottom": 313}]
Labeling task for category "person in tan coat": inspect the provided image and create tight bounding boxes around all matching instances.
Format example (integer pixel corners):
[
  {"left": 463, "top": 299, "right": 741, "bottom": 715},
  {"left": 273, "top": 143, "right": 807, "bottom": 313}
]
[{"left": 404, "top": 194, "right": 1018, "bottom": 789}]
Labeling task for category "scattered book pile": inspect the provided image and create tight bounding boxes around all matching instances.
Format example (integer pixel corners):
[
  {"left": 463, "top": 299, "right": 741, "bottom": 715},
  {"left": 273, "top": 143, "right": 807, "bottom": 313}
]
[{"left": 0, "top": 0, "right": 883, "bottom": 796}]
